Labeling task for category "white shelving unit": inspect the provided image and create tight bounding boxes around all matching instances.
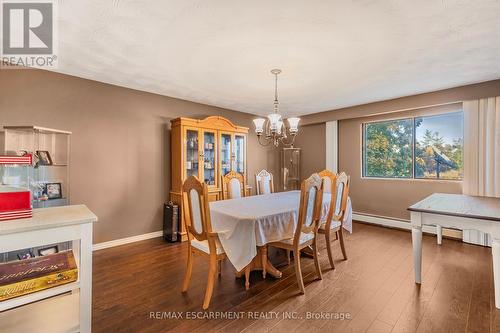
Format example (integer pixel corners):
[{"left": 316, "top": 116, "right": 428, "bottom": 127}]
[
  {"left": 1, "top": 126, "right": 72, "bottom": 208},
  {"left": 0, "top": 205, "right": 97, "bottom": 333}
]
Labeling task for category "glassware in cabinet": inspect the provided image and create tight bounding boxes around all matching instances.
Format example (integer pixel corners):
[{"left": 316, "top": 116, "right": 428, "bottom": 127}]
[
  {"left": 202, "top": 131, "right": 216, "bottom": 186},
  {"left": 234, "top": 134, "right": 246, "bottom": 174},
  {"left": 220, "top": 133, "right": 232, "bottom": 177},
  {"left": 185, "top": 129, "right": 199, "bottom": 179}
]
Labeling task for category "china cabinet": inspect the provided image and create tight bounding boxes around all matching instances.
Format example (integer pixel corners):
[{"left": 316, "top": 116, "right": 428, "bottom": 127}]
[{"left": 170, "top": 116, "right": 249, "bottom": 240}]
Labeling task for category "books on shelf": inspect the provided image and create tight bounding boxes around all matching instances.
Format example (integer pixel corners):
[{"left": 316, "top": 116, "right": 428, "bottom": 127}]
[{"left": 0, "top": 250, "right": 78, "bottom": 301}]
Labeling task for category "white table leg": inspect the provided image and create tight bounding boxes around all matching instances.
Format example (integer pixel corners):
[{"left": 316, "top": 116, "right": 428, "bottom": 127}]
[
  {"left": 436, "top": 225, "right": 442, "bottom": 245},
  {"left": 492, "top": 239, "right": 500, "bottom": 309},
  {"left": 412, "top": 226, "right": 422, "bottom": 284}
]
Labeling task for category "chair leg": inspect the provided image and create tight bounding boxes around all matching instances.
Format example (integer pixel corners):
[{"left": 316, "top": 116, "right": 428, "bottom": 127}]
[
  {"left": 312, "top": 237, "right": 323, "bottom": 280},
  {"left": 325, "top": 229, "right": 335, "bottom": 270},
  {"left": 261, "top": 246, "right": 267, "bottom": 278},
  {"left": 217, "top": 259, "right": 222, "bottom": 277},
  {"left": 293, "top": 249, "right": 305, "bottom": 294},
  {"left": 202, "top": 253, "right": 217, "bottom": 310},
  {"left": 182, "top": 247, "right": 193, "bottom": 292},
  {"left": 286, "top": 250, "right": 291, "bottom": 265},
  {"left": 244, "top": 266, "right": 251, "bottom": 290},
  {"left": 338, "top": 228, "right": 348, "bottom": 260}
]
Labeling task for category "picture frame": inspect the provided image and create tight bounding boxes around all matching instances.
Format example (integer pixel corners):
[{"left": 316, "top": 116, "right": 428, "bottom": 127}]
[
  {"left": 38, "top": 245, "right": 59, "bottom": 256},
  {"left": 17, "top": 250, "right": 35, "bottom": 260},
  {"left": 45, "top": 182, "right": 63, "bottom": 200},
  {"left": 36, "top": 150, "right": 53, "bottom": 166}
]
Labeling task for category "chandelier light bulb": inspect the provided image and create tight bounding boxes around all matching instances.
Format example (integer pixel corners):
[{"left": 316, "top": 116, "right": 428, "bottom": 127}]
[
  {"left": 253, "top": 118, "right": 266, "bottom": 134},
  {"left": 287, "top": 117, "right": 300, "bottom": 133},
  {"left": 267, "top": 113, "right": 281, "bottom": 131},
  {"left": 276, "top": 120, "right": 283, "bottom": 134}
]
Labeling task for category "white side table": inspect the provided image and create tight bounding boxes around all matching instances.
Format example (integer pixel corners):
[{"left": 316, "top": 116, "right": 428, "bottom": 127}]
[{"left": 0, "top": 205, "right": 98, "bottom": 333}]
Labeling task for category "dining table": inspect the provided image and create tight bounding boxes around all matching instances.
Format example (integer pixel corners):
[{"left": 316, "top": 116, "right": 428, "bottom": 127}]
[{"left": 209, "top": 190, "right": 352, "bottom": 283}]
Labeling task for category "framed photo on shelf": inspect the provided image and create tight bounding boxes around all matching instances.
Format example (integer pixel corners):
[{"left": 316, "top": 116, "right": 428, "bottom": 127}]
[
  {"left": 38, "top": 245, "right": 59, "bottom": 256},
  {"left": 45, "top": 183, "right": 63, "bottom": 200},
  {"left": 17, "top": 250, "right": 35, "bottom": 260},
  {"left": 36, "top": 150, "right": 53, "bottom": 165}
]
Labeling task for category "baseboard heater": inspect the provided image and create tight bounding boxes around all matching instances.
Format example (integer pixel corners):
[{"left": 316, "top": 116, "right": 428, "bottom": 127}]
[
  {"left": 462, "top": 229, "right": 492, "bottom": 247},
  {"left": 352, "top": 212, "right": 463, "bottom": 240}
]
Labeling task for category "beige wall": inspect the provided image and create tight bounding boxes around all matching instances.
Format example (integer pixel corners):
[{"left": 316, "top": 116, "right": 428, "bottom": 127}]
[
  {"left": 292, "top": 123, "right": 326, "bottom": 183},
  {"left": 0, "top": 69, "right": 272, "bottom": 243},
  {"left": 339, "top": 104, "right": 463, "bottom": 220}
]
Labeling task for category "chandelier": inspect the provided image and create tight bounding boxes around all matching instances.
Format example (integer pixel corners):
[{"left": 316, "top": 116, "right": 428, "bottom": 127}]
[{"left": 253, "top": 69, "right": 300, "bottom": 147}]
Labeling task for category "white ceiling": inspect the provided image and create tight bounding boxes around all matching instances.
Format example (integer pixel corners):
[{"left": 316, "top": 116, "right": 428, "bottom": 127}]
[{"left": 50, "top": 1, "right": 500, "bottom": 116}]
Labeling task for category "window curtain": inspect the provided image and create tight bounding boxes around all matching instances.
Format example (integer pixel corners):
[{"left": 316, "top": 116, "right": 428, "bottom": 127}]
[{"left": 463, "top": 97, "right": 500, "bottom": 197}]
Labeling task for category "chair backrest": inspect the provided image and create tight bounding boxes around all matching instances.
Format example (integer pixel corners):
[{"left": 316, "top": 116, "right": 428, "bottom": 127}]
[
  {"left": 182, "top": 176, "right": 212, "bottom": 242},
  {"left": 255, "top": 169, "right": 274, "bottom": 195},
  {"left": 293, "top": 173, "right": 323, "bottom": 244},
  {"left": 318, "top": 169, "right": 338, "bottom": 224},
  {"left": 221, "top": 170, "right": 246, "bottom": 200},
  {"left": 333, "top": 172, "right": 350, "bottom": 222}
]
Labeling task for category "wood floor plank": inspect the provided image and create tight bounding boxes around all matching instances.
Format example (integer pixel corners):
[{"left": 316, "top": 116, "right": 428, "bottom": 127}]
[
  {"left": 211, "top": 223, "right": 384, "bottom": 333},
  {"left": 91, "top": 222, "right": 500, "bottom": 333},
  {"left": 380, "top": 238, "right": 446, "bottom": 333},
  {"left": 264, "top": 227, "right": 399, "bottom": 333},
  {"left": 415, "top": 241, "right": 479, "bottom": 332},
  {"left": 465, "top": 245, "right": 491, "bottom": 333},
  {"left": 294, "top": 230, "right": 411, "bottom": 332},
  {"left": 366, "top": 319, "right": 393, "bottom": 333}
]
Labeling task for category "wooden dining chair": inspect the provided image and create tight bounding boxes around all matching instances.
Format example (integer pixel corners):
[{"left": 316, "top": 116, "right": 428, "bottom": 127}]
[
  {"left": 181, "top": 176, "right": 226, "bottom": 310},
  {"left": 317, "top": 169, "right": 338, "bottom": 269},
  {"left": 221, "top": 170, "right": 246, "bottom": 200},
  {"left": 268, "top": 173, "right": 324, "bottom": 294},
  {"left": 318, "top": 170, "right": 350, "bottom": 269},
  {"left": 255, "top": 169, "right": 274, "bottom": 195}
]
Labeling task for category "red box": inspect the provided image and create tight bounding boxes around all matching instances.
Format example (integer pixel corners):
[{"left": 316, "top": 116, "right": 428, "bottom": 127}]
[
  {"left": 0, "top": 154, "right": 33, "bottom": 221},
  {"left": 0, "top": 190, "right": 31, "bottom": 211},
  {"left": 0, "top": 189, "right": 32, "bottom": 221}
]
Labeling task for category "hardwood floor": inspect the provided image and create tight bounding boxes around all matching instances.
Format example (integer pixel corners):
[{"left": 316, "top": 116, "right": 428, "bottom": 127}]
[{"left": 92, "top": 222, "right": 500, "bottom": 333}]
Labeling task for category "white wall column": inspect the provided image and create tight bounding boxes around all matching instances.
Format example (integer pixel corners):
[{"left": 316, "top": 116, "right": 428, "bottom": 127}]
[{"left": 325, "top": 120, "right": 338, "bottom": 172}]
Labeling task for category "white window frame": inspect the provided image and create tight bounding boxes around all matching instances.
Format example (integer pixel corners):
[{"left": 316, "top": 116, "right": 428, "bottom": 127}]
[{"left": 361, "top": 111, "right": 464, "bottom": 182}]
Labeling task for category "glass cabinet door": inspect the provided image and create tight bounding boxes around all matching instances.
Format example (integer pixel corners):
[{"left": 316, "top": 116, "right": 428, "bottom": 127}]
[
  {"left": 234, "top": 134, "right": 246, "bottom": 174},
  {"left": 220, "top": 133, "right": 232, "bottom": 177},
  {"left": 282, "top": 148, "right": 301, "bottom": 191},
  {"left": 185, "top": 129, "right": 200, "bottom": 179},
  {"left": 202, "top": 130, "right": 216, "bottom": 186}
]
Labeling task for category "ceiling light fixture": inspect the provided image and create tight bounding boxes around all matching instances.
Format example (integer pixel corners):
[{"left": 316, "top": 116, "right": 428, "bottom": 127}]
[{"left": 253, "top": 69, "right": 300, "bottom": 147}]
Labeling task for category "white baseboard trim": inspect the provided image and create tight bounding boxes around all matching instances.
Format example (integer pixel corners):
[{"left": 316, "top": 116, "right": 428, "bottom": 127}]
[
  {"left": 93, "top": 230, "right": 163, "bottom": 251},
  {"left": 353, "top": 212, "right": 439, "bottom": 234}
]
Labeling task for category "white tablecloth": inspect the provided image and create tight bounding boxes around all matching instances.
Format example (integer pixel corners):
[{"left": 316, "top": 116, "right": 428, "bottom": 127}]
[{"left": 209, "top": 190, "right": 352, "bottom": 271}]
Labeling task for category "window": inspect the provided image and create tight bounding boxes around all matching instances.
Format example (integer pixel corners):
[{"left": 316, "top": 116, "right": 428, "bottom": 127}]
[
  {"left": 362, "top": 111, "right": 463, "bottom": 180},
  {"left": 414, "top": 112, "right": 463, "bottom": 180},
  {"left": 363, "top": 118, "right": 413, "bottom": 178}
]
